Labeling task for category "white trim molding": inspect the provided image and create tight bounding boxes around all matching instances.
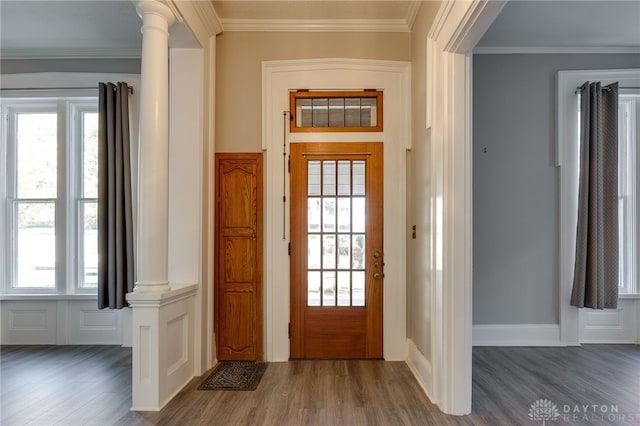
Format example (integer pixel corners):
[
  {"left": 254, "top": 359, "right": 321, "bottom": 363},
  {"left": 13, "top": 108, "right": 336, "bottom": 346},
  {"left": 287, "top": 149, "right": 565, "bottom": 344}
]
[
  {"left": 474, "top": 46, "right": 640, "bottom": 55},
  {"left": 423, "top": 0, "right": 505, "bottom": 416},
  {"left": 472, "top": 324, "right": 563, "bottom": 347},
  {"left": 406, "top": 339, "right": 434, "bottom": 402},
  {"left": 221, "top": 18, "right": 411, "bottom": 33},
  {"left": 0, "top": 48, "right": 142, "bottom": 60},
  {"left": 262, "top": 58, "right": 410, "bottom": 362}
]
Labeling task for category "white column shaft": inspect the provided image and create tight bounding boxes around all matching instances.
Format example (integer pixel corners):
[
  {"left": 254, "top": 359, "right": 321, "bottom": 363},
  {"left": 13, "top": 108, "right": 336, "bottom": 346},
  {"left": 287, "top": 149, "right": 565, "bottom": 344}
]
[{"left": 135, "top": 1, "right": 175, "bottom": 292}]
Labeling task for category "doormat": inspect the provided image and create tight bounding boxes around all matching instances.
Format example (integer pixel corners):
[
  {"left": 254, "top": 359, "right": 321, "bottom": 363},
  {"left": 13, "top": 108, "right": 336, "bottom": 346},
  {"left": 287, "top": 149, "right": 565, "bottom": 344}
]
[{"left": 198, "top": 361, "right": 268, "bottom": 391}]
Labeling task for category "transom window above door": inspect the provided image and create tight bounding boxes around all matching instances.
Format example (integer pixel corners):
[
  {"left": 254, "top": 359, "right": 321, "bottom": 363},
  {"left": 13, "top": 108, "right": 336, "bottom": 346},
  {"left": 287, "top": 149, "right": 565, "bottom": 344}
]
[{"left": 290, "top": 90, "right": 383, "bottom": 133}]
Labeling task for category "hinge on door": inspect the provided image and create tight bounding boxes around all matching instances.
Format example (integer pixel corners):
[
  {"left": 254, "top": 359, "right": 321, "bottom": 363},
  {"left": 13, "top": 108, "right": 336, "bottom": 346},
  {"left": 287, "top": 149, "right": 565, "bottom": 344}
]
[
  {"left": 288, "top": 323, "right": 291, "bottom": 339},
  {"left": 288, "top": 156, "right": 291, "bottom": 173},
  {"left": 288, "top": 242, "right": 291, "bottom": 256}
]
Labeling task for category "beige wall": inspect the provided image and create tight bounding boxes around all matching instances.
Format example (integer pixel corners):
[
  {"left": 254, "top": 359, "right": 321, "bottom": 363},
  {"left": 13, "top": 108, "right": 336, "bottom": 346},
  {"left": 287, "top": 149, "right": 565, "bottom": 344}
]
[
  {"left": 406, "top": 1, "right": 440, "bottom": 359},
  {"left": 215, "top": 31, "right": 411, "bottom": 152}
]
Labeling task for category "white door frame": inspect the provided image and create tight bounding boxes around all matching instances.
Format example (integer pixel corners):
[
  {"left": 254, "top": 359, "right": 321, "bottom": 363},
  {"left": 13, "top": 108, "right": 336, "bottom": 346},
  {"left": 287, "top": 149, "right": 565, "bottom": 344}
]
[
  {"left": 262, "top": 58, "right": 411, "bottom": 362},
  {"left": 426, "top": 0, "right": 506, "bottom": 415}
]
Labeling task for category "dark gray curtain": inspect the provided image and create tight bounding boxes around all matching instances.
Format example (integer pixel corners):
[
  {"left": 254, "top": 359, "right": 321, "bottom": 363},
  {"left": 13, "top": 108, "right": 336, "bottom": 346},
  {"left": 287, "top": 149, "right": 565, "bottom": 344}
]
[
  {"left": 98, "top": 82, "right": 134, "bottom": 309},
  {"left": 571, "top": 81, "right": 619, "bottom": 309}
]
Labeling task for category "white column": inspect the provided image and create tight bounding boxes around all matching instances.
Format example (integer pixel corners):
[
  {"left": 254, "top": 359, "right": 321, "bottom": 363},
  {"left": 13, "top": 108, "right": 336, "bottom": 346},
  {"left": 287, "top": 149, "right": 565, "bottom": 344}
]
[{"left": 134, "top": 0, "right": 175, "bottom": 293}]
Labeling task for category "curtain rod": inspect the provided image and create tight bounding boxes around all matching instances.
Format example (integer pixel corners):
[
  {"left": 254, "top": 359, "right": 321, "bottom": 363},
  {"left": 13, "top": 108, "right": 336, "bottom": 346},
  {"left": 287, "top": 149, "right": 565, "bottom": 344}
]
[
  {"left": 0, "top": 86, "right": 134, "bottom": 94},
  {"left": 574, "top": 85, "right": 640, "bottom": 94}
]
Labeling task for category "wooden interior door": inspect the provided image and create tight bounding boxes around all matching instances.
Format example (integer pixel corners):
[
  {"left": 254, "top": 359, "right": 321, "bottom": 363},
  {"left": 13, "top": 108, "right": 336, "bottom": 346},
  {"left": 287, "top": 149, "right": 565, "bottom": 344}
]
[
  {"left": 290, "top": 142, "right": 383, "bottom": 359},
  {"left": 215, "top": 153, "right": 263, "bottom": 361}
]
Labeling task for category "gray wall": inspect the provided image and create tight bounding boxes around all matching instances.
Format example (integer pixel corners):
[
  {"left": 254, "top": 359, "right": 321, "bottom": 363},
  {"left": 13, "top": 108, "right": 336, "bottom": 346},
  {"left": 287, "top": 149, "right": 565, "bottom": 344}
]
[
  {"left": 1, "top": 59, "right": 141, "bottom": 74},
  {"left": 473, "top": 53, "right": 640, "bottom": 325}
]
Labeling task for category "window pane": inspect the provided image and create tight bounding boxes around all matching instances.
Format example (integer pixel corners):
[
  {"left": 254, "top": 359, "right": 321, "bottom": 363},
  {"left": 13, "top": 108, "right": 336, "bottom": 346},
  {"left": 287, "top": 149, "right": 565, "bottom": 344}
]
[
  {"left": 337, "top": 198, "right": 351, "bottom": 232},
  {"left": 361, "top": 98, "right": 377, "bottom": 127},
  {"left": 329, "top": 98, "right": 345, "bottom": 127},
  {"left": 352, "top": 234, "right": 365, "bottom": 270},
  {"left": 345, "top": 98, "right": 361, "bottom": 127},
  {"left": 323, "top": 235, "right": 336, "bottom": 269},
  {"left": 308, "top": 234, "right": 321, "bottom": 270},
  {"left": 16, "top": 202, "right": 55, "bottom": 288},
  {"left": 296, "top": 98, "right": 313, "bottom": 128},
  {"left": 352, "top": 161, "right": 365, "bottom": 195},
  {"left": 17, "top": 113, "right": 57, "bottom": 198},
  {"left": 308, "top": 198, "right": 321, "bottom": 232},
  {"left": 322, "top": 198, "right": 335, "bottom": 232},
  {"left": 81, "top": 201, "right": 98, "bottom": 288},
  {"left": 323, "top": 161, "right": 336, "bottom": 195},
  {"left": 337, "top": 271, "right": 350, "bottom": 306},
  {"left": 308, "top": 161, "right": 321, "bottom": 196},
  {"left": 308, "top": 271, "right": 320, "bottom": 306},
  {"left": 322, "top": 271, "right": 336, "bottom": 306},
  {"left": 337, "top": 234, "right": 351, "bottom": 269},
  {"left": 83, "top": 113, "right": 99, "bottom": 198},
  {"left": 337, "top": 161, "right": 351, "bottom": 195},
  {"left": 353, "top": 271, "right": 365, "bottom": 306},
  {"left": 312, "top": 98, "right": 328, "bottom": 127},
  {"left": 352, "top": 198, "right": 365, "bottom": 233}
]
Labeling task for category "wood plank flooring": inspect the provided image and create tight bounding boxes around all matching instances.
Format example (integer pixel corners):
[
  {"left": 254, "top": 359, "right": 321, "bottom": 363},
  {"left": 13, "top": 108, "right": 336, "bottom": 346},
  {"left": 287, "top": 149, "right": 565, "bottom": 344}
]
[{"left": 1, "top": 344, "right": 639, "bottom": 425}]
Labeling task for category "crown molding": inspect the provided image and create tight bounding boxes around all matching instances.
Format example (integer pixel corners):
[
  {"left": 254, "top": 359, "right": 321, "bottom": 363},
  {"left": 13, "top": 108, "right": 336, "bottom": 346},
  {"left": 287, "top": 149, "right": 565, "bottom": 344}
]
[
  {"left": 190, "top": 0, "right": 223, "bottom": 36},
  {"left": 220, "top": 18, "right": 411, "bottom": 33},
  {"left": 473, "top": 45, "right": 640, "bottom": 55},
  {"left": 0, "top": 48, "right": 141, "bottom": 60},
  {"left": 406, "top": 1, "right": 422, "bottom": 31}
]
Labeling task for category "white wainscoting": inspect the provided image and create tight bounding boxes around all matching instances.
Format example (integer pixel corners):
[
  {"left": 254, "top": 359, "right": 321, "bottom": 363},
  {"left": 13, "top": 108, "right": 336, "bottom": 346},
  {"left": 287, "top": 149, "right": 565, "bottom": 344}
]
[
  {"left": 579, "top": 299, "right": 639, "bottom": 344},
  {"left": 0, "top": 298, "right": 132, "bottom": 346}
]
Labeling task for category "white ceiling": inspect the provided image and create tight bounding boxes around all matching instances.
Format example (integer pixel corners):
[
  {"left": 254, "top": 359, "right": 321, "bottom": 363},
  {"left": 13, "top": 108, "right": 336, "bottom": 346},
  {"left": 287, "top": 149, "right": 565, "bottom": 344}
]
[{"left": 1, "top": 1, "right": 639, "bottom": 59}]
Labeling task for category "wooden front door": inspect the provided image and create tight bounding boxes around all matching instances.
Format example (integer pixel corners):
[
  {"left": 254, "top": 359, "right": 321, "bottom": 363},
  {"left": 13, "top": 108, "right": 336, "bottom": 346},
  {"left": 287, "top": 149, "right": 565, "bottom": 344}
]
[
  {"left": 290, "top": 142, "right": 383, "bottom": 359},
  {"left": 215, "top": 153, "right": 263, "bottom": 361}
]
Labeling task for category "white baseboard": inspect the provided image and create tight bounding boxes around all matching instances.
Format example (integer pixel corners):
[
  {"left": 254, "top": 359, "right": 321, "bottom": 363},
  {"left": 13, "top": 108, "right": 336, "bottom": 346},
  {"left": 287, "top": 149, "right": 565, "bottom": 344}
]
[
  {"left": 473, "top": 324, "right": 564, "bottom": 346},
  {"left": 406, "top": 339, "right": 435, "bottom": 403}
]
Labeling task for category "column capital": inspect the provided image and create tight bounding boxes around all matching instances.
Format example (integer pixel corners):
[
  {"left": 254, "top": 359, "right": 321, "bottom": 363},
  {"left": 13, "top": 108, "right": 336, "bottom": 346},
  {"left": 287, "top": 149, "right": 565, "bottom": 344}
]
[{"left": 135, "top": 0, "right": 176, "bottom": 27}]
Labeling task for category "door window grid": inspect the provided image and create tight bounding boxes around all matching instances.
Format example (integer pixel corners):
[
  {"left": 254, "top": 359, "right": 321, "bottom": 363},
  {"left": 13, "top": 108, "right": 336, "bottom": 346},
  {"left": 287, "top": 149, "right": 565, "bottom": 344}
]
[{"left": 307, "top": 159, "right": 366, "bottom": 307}]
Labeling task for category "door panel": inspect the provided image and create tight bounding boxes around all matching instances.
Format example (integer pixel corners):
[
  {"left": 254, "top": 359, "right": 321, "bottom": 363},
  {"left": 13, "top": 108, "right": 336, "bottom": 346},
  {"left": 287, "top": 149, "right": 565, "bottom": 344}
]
[
  {"left": 215, "top": 154, "right": 263, "bottom": 361},
  {"left": 290, "top": 142, "right": 383, "bottom": 359}
]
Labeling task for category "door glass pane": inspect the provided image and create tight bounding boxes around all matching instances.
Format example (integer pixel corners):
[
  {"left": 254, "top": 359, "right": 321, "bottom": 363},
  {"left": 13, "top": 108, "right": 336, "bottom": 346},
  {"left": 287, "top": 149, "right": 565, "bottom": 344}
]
[
  {"left": 16, "top": 202, "right": 55, "bottom": 288},
  {"left": 308, "top": 234, "right": 321, "bottom": 269},
  {"left": 81, "top": 201, "right": 98, "bottom": 288},
  {"left": 308, "top": 161, "right": 321, "bottom": 196},
  {"left": 352, "top": 198, "right": 365, "bottom": 233},
  {"left": 323, "top": 235, "right": 336, "bottom": 269},
  {"left": 323, "top": 161, "right": 336, "bottom": 195},
  {"left": 322, "top": 198, "right": 335, "bottom": 232},
  {"left": 337, "top": 271, "right": 351, "bottom": 306},
  {"left": 352, "top": 235, "right": 365, "bottom": 270},
  {"left": 337, "top": 161, "right": 351, "bottom": 195},
  {"left": 322, "top": 271, "right": 336, "bottom": 306},
  {"left": 353, "top": 271, "right": 365, "bottom": 306},
  {"left": 82, "top": 112, "right": 99, "bottom": 198},
  {"left": 352, "top": 161, "right": 365, "bottom": 195},
  {"left": 308, "top": 271, "right": 321, "bottom": 306},
  {"left": 337, "top": 198, "right": 351, "bottom": 232},
  {"left": 337, "top": 234, "right": 351, "bottom": 269},
  {"left": 308, "top": 198, "right": 321, "bottom": 232},
  {"left": 17, "top": 113, "right": 57, "bottom": 198}
]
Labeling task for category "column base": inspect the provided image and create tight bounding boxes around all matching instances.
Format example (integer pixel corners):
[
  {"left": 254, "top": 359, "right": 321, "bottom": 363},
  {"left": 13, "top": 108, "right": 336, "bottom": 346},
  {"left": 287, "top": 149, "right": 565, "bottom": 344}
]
[{"left": 134, "top": 280, "right": 171, "bottom": 293}]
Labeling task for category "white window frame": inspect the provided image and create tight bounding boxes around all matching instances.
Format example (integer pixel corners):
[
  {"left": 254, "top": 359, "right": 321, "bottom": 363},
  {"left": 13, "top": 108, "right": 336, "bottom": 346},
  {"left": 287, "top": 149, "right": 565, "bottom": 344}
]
[
  {"left": 557, "top": 69, "right": 640, "bottom": 345},
  {"left": 0, "top": 72, "right": 140, "bottom": 297},
  {"left": 2, "top": 96, "right": 97, "bottom": 295}
]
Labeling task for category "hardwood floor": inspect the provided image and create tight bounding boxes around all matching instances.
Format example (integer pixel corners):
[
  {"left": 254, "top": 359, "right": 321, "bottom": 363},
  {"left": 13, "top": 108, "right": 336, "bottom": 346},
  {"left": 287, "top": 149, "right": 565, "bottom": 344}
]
[{"left": 1, "top": 345, "right": 639, "bottom": 425}]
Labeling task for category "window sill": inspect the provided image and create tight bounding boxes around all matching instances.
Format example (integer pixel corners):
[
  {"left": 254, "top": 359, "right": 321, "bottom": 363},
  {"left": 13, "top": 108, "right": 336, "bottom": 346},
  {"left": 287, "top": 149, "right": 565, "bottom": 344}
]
[
  {"left": 619, "top": 293, "right": 640, "bottom": 300},
  {"left": 0, "top": 294, "right": 97, "bottom": 301}
]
